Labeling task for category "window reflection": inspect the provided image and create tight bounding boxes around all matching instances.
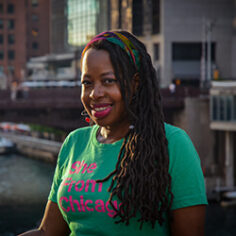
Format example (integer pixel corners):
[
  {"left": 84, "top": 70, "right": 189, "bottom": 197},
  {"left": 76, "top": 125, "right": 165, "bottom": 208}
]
[{"left": 67, "top": 0, "right": 99, "bottom": 46}]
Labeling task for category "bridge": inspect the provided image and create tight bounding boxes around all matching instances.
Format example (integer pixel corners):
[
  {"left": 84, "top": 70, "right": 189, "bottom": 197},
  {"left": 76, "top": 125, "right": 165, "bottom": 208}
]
[{"left": 0, "top": 87, "right": 195, "bottom": 131}]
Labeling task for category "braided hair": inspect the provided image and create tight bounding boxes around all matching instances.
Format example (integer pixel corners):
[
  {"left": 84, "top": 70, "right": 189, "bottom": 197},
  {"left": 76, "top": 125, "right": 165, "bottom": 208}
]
[{"left": 82, "top": 31, "right": 173, "bottom": 229}]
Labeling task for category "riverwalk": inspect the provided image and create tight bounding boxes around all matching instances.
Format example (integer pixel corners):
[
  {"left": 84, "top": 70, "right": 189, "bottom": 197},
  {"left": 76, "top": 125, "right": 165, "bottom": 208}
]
[{"left": 0, "top": 131, "right": 62, "bottom": 162}]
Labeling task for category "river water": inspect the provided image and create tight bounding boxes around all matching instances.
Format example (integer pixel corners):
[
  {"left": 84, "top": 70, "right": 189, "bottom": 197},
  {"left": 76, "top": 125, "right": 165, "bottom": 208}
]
[
  {"left": 0, "top": 153, "right": 236, "bottom": 235},
  {"left": 0, "top": 153, "right": 55, "bottom": 235}
]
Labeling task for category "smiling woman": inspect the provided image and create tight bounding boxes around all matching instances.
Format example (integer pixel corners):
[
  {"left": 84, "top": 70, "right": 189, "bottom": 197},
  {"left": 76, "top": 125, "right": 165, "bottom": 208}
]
[
  {"left": 19, "top": 31, "right": 207, "bottom": 236},
  {"left": 81, "top": 48, "right": 129, "bottom": 141}
]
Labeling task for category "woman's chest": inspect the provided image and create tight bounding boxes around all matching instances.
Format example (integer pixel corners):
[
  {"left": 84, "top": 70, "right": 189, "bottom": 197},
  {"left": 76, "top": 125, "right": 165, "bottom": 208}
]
[{"left": 57, "top": 147, "right": 121, "bottom": 220}]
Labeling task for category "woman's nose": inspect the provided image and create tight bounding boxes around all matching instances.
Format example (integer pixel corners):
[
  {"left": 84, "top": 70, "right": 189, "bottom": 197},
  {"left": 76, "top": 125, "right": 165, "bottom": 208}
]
[{"left": 89, "top": 84, "right": 104, "bottom": 99}]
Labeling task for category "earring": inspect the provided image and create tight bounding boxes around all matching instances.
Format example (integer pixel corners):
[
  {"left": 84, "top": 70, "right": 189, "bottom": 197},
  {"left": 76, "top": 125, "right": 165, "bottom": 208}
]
[
  {"left": 129, "top": 125, "right": 134, "bottom": 129},
  {"left": 81, "top": 110, "right": 90, "bottom": 123},
  {"left": 85, "top": 117, "right": 90, "bottom": 123}
]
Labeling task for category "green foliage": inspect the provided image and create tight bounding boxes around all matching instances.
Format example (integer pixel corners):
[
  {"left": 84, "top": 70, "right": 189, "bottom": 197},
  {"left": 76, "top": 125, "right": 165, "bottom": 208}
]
[{"left": 29, "top": 124, "right": 67, "bottom": 139}]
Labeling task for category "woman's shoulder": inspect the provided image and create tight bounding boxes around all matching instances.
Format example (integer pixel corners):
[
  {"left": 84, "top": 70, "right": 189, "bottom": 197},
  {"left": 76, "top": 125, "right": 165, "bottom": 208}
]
[
  {"left": 164, "top": 122, "right": 187, "bottom": 141},
  {"left": 164, "top": 123, "right": 200, "bottom": 168},
  {"left": 59, "top": 125, "right": 96, "bottom": 154},
  {"left": 57, "top": 126, "right": 96, "bottom": 166},
  {"left": 164, "top": 122, "right": 197, "bottom": 156},
  {"left": 66, "top": 125, "right": 96, "bottom": 142}
]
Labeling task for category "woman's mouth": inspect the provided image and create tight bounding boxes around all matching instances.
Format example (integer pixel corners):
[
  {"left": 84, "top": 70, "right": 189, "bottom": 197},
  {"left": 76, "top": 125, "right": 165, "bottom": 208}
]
[{"left": 91, "top": 104, "right": 112, "bottom": 118}]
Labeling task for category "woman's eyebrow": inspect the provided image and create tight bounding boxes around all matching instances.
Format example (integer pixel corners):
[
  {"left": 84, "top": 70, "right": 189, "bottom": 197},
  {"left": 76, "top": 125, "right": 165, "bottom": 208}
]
[
  {"left": 82, "top": 71, "right": 115, "bottom": 79},
  {"left": 101, "top": 71, "right": 115, "bottom": 76},
  {"left": 81, "top": 73, "right": 90, "bottom": 79}
]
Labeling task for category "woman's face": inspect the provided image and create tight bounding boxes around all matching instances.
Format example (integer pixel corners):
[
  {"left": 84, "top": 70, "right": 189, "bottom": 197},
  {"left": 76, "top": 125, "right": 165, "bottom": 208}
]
[{"left": 81, "top": 48, "right": 129, "bottom": 129}]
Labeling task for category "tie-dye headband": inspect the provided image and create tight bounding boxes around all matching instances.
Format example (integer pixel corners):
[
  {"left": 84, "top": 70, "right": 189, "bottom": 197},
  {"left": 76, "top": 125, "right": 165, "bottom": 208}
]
[{"left": 82, "top": 31, "right": 140, "bottom": 70}]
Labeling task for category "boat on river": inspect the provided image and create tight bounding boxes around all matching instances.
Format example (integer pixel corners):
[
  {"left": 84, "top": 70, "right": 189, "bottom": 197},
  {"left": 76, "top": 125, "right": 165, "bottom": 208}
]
[{"left": 0, "top": 137, "right": 15, "bottom": 154}]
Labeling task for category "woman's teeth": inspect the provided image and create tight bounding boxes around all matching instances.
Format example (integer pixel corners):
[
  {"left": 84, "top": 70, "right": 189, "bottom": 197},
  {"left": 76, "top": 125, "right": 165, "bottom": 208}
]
[{"left": 94, "top": 106, "right": 111, "bottom": 111}]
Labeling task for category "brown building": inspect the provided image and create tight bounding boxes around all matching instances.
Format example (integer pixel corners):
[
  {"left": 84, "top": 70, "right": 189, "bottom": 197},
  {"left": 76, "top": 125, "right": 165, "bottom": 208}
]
[{"left": 0, "top": 0, "right": 50, "bottom": 85}]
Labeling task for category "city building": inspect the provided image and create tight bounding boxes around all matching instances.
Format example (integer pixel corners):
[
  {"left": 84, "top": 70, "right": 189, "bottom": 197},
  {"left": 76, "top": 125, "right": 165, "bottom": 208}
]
[
  {"left": 25, "top": 53, "right": 78, "bottom": 87},
  {"left": 50, "top": 0, "right": 110, "bottom": 53},
  {"left": 19, "top": 0, "right": 236, "bottom": 89},
  {"left": 111, "top": 0, "right": 235, "bottom": 88},
  {"left": 50, "top": 0, "right": 68, "bottom": 54},
  {"left": 0, "top": 0, "right": 50, "bottom": 87},
  {"left": 210, "top": 80, "right": 236, "bottom": 188},
  {"left": 27, "top": 0, "right": 110, "bottom": 84},
  {"left": 67, "top": 0, "right": 110, "bottom": 51},
  {"left": 207, "top": 0, "right": 236, "bottom": 191}
]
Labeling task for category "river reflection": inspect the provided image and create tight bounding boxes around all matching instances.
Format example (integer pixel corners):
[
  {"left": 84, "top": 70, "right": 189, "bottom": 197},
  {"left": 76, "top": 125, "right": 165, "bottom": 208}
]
[{"left": 0, "top": 153, "right": 55, "bottom": 235}]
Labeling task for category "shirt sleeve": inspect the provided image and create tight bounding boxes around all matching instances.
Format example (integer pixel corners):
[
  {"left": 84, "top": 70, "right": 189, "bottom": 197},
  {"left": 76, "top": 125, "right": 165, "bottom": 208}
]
[
  {"left": 48, "top": 134, "right": 71, "bottom": 203},
  {"left": 168, "top": 129, "right": 208, "bottom": 210}
]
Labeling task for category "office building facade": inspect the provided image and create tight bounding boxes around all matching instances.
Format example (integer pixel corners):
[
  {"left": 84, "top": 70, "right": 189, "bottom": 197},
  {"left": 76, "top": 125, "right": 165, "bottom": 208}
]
[
  {"left": 0, "top": 0, "right": 50, "bottom": 86},
  {"left": 110, "top": 0, "right": 235, "bottom": 88}
]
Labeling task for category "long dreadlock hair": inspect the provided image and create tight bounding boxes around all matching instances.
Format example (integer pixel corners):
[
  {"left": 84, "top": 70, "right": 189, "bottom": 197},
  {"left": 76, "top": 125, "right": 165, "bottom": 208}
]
[{"left": 82, "top": 30, "right": 173, "bottom": 229}]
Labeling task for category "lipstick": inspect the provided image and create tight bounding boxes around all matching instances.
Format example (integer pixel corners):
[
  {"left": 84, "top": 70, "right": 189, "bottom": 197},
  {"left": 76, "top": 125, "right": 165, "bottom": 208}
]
[{"left": 91, "top": 104, "right": 112, "bottom": 118}]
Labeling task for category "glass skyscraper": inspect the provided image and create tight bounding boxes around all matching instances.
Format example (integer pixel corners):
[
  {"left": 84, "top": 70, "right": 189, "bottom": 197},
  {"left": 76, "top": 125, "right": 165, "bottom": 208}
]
[{"left": 67, "top": 0, "right": 100, "bottom": 47}]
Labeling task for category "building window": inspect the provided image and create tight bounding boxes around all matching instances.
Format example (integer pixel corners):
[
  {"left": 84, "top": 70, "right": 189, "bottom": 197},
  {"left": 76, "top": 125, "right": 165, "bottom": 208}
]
[
  {"left": 67, "top": 0, "right": 100, "bottom": 46},
  {"left": 132, "top": 0, "right": 143, "bottom": 36},
  {"left": 0, "top": 4, "right": 3, "bottom": 13},
  {"left": 226, "top": 96, "right": 232, "bottom": 121},
  {"left": 0, "top": 51, "right": 4, "bottom": 60},
  {"left": 32, "top": 14, "right": 39, "bottom": 22},
  {"left": 0, "top": 66, "right": 4, "bottom": 74},
  {"left": 172, "top": 42, "right": 216, "bottom": 61},
  {"left": 8, "top": 65, "right": 14, "bottom": 75},
  {"left": 8, "top": 19, "right": 14, "bottom": 29},
  {"left": 211, "top": 95, "right": 236, "bottom": 122},
  {"left": 154, "top": 43, "right": 159, "bottom": 61},
  {"left": 32, "top": 28, "right": 38, "bottom": 37},
  {"left": 32, "top": 0, "right": 38, "bottom": 7},
  {"left": 0, "top": 34, "right": 3, "bottom": 44},
  {"left": 234, "top": 97, "right": 236, "bottom": 120},
  {"left": 152, "top": 0, "right": 160, "bottom": 34},
  {"left": 32, "top": 42, "right": 38, "bottom": 49},
  {"left": 8, "top": 50, "right": 15, "bottom": 60},
  {"left": 0, "top": 19, "right": 3, "bottom": 29},
  {"left": 8, "top": 34, "right": 14, "bottom": 44},
  {"left": 7, "top": 4, "right": 14, "bottom": 14}
]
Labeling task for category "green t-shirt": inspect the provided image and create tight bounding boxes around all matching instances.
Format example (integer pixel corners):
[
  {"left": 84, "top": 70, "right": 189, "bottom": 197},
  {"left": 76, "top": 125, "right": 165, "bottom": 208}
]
[{"left": 48, "top": 123, "right": 207, "bottom": 236}]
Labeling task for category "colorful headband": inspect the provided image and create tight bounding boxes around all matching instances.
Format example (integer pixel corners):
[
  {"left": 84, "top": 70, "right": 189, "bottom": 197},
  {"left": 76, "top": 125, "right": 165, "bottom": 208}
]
[{"left": 82, "top": 31, "right": 140, "bottom": 70}]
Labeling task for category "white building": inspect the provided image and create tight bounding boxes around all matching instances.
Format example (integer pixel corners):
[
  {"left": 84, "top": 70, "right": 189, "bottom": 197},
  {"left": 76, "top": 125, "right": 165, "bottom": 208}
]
[{"left": 210, "top": 80, "right": 236, "bottom": 188}]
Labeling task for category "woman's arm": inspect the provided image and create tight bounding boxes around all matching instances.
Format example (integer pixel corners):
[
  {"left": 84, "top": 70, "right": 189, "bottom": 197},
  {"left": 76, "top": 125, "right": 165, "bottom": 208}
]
[
  {"left": 18, "top": 200, "right": 70, "bottom": 236},
  {"left": 170, "top": 205, "right": 206, "bottom": 236}
]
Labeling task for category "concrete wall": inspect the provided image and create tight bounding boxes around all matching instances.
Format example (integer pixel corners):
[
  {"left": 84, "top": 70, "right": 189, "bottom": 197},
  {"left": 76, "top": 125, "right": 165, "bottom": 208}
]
[
  {"left": 232, "top": 36, "right": 236, "bottom": 77},
  {"left": 161, "top": 0, "right": 234, "bottom": 87},
  {"left": 172, "top": 97, "right": 214, "bottom": 174},
  {"left": 232, "top": 1, "right": 236, "bottom": 77}
]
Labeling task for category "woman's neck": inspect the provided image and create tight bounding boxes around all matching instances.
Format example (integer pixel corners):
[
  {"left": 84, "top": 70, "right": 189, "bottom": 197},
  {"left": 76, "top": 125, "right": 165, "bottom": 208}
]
[{"left": 97, "top": 124, "right": 130, "bottom": 144}]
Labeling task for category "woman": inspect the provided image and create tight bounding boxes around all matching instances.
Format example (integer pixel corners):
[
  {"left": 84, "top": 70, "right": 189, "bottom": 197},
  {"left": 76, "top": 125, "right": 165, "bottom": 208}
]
[{"left": 19, "top": 31, "right": 207, "bottom": 236}]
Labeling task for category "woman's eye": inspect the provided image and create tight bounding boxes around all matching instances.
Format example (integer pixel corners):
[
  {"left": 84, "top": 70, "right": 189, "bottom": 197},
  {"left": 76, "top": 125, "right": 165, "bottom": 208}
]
[
  {"left": 104, "top": 78, "right": 116, "bottom": 84},
  {"left": 81, "top": 80, "right": 91, "bottom": 85}
]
